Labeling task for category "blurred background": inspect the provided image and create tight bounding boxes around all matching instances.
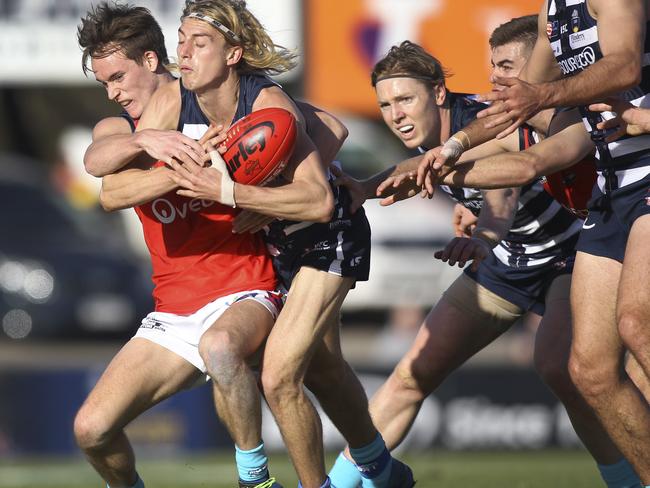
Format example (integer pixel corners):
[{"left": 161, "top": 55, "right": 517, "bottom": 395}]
[{"left": 0, "top": 0, "right": 594, "bottom": 486}]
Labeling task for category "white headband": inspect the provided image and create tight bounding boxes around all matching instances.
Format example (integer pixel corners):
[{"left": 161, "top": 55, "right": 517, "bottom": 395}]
[{"left": 185, "top": 12, "right": 241, "bottom": 44}]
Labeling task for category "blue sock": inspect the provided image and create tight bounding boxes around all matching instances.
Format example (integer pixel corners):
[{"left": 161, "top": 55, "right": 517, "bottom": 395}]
[
  {"left": 328, "top": 452, "right": 362, "bottom": 488},
  {"left": 598, "top": 459, "right": 641, "bottom": 488},
  {"left": 349, "top": 434, "right": 392, "bottom": 487},
  {"left": 299, "top": 477, "right": 331, "bottom": 488},
  {"left": 107, "top": 474, "right": 144, "bottom": 488},
  {"left": 235, "top": 443, "right": 270, "bottom": 483}
]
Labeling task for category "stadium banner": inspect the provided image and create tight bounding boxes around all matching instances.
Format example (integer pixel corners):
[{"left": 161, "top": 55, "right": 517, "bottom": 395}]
[
  {"left": 0, "top": 366, "right": 580, "bottom": 455},
  {"left": 0, "top": 0, "right": 300, "bottom": 85},
  {"left": 305, "top": 0, "right": 541, "bottom": 116}
]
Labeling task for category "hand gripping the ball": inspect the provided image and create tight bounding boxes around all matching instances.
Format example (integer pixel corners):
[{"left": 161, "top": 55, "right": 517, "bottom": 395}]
[
  {"left": 208, "top": 147, "right": 236, "bottom": 207},
  {"left": 167, "top": 144, "right": 236, "bottom": 208}
]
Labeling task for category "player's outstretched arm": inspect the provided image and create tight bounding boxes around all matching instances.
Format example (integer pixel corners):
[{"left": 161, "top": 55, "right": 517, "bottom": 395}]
[
  {"left": 435, "top": 187, "right": 519, "bottom": 272},
  {"left": 439, "top": 118, "right": 593, "bottom": 189},
  {"left": 479, "top": 0, "right": 645, "bottom": 137}
]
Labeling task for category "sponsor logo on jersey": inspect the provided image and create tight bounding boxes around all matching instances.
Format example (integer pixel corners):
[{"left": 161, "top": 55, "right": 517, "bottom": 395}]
[
  {"left": 571, "top": 9, "right": 580, "bottom": 33},
  {"left": 547, "top": 20, "right": 559, "bottom": 38},
  {"left": 313, "top": 239, "right": 333, "bottom": 250},
  {"left": 551, "top": 39, "right": 562, "bottom": 57},
  {"left": 558, "top": 46, "right": 596, "bottom": 75},
  {"left": 150, "top": 197, "right": 215, "bottom": 224},
  {"left": 329, "top": 218, "right": 352, "bottom": 231},
  {"left": 569, "top": 26, "right": 597, "bottom": 50}
]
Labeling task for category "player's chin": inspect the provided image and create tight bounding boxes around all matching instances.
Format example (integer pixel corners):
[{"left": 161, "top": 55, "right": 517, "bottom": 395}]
[
  {"left": 126, "top": 105, "right": 143, "bottom": 119},
  {"left": 398, "top": 135, "right": 422, "bottom": 150}
]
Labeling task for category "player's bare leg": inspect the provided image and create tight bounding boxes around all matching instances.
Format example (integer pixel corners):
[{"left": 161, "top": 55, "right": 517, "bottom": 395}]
[
  {"left": 74, "top": 338, "right": 201, "bottom": 487},
  {"left": 368, "top": 291, "right": 516, "bottom": 449},
  {"left": 626, "top": 355, "right": 650, "bottom": 403},
  {"left": 199, "top": 300, "right": 274, "bottom": 450},
  {"left": 533, "top": 274, "right": 625, "bottom": 465},
  {"left": 261, "top": 268, "right": 353, "bottom": 487},
  {"left": 570, "top": 251, "right": 650, "bottom": 482},
  {"left": 304, "top": 319, "right": 376, "bottom": 448},
  {"left": 617, "top": 215, "right": 650, "bottom": 384},
  {"left": 369, "top": 289, "right": 518, "bottom": 450}
]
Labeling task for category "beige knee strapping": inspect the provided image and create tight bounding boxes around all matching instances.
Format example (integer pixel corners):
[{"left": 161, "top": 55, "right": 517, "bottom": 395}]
[{"left": 442, "top": 273, "right": 524, "bottom": 330}]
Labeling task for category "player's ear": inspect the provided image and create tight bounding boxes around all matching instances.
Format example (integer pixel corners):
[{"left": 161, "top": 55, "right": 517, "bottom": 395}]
[
  {"left": 433, "top": 82, "right": 447, "bottom": 106},
  {"left": 143, "top": 51, "right": 159, "bottom": 72},
  {"left": 226, "top": 45, "right": 243, "bottom": 66}
]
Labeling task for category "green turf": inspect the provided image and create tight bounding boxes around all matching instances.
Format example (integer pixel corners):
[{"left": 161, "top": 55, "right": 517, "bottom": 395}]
[{"left": 0, "top": 450, "right": 604, "bottom": 488}]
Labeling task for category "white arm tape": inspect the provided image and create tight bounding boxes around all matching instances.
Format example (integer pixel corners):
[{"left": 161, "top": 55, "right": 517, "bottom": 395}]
[
  {"left": 439, "top": 136, "right": 465, "bottom": 162},
  {"left": 209, "top": 150, "right": 236, "bottom": 208}
]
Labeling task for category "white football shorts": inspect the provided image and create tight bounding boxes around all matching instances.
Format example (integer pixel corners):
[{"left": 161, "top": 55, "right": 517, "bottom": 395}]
[{"left": 134, "top": 289, "right": 283, "bottom": 372}]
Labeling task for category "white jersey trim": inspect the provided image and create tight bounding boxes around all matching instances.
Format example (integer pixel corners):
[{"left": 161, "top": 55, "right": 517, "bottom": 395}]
[{"left": 597, "top": 166, "right": 650, "bottom": 191}]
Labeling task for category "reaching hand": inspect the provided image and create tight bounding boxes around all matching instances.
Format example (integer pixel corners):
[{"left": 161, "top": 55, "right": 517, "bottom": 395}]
[
  {"left": 415, "top": 146, "right": 452, "bottom": 198},
  {"left": 232, "top": 210, "right": 274, "bottom": 234},
  {"left": 376, "top": 171, "right": 426, "bottom": 206},
  {"left": 330, "top": 164, "right": 367, "bottom": 213},
  {"left": 588, "top": 98, "right": 650, "bottom": 142},
  {"left": 434, "top": 236, "right": 491, "bottom": 272},
  {"left": 476, "top": 76, "right": 544, "bottom": 139},
  {"left": 452, "top": 204, "right": 478, "bottom": 237},
  {"left": 137, "top": 129, "right": 208, "bottom": 167}
]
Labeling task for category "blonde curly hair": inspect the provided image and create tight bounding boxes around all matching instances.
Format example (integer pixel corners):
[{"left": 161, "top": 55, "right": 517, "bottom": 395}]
[{"left": 181, "top": 0, "right": 298, "bottom": 75}]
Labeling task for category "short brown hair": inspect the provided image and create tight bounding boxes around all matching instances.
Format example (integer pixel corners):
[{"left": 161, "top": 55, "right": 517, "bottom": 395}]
[
  {"left": 489, "top": 15, "right": 538, "bottom": 52},
  {"left": 78, "top": 2, "right": 168, "bottom": 76},
  {"left": 371, "top": 41, "right": 450, "bottom": 88}
]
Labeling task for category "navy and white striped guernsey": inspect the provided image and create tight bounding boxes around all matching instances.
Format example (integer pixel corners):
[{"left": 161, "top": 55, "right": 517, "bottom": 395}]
[
  {"left": 177, "top": 73, "right": 279, "bottom": 138},
  {"left": 547, "top": 0, "right": 650, "bottom": 181},
  {"left": 431, "top": 93, "right": 581, "bottom": 268}
]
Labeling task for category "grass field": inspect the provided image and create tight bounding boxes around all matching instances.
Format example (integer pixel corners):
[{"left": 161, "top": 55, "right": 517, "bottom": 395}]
[{"left": 0, "top": 449, "right": 604, "bottom": 488}]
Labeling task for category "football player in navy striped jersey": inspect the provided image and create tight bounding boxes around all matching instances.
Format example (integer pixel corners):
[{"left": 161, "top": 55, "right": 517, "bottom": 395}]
[{"left": 330, "top": 18, "right": 640, "bottom": 487}]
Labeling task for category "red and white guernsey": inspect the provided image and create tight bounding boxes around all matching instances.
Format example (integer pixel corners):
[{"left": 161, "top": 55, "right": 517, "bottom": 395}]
[
  {"left": 121, "top": 106, "right": 276, "bottom": 315},
  {"left": 134, "top": 164, "right": 276, "bottom": 314}
]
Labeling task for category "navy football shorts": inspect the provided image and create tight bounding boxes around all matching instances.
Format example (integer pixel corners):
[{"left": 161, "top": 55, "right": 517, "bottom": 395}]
[
  {"left": 264, "top": 184, "right": 371, "bottom": 291},
  {"left": 464, "top": 251, "right": 575, "bottom": 315},
  {"left": 577, "top": 170, "right": 650, "bottom": 262}
]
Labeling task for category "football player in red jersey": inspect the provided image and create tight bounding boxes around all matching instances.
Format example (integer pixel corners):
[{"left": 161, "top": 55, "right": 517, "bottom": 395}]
[
  {"left": 76, "top": 4, "right": 286, "bottom": 488},
  {"left": 76, "top": 3, "right": 353, "bottom": 488},
  {"left": 142, "top": 2, "right": 413, "bottom": 487}
]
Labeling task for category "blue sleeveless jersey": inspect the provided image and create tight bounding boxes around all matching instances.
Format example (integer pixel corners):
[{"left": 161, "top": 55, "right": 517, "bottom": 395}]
[
  {"left": 547, "top": 0, "right": 650, "bottom": 175},
  {"left": 177, "top": 74, "right": 278, "bottom": 138},
  {"left": 434, "top": 93, "right": 581, "bottom": 268},
  {"left": 175, "top": 74, "right": 371, "bottom": 287}
]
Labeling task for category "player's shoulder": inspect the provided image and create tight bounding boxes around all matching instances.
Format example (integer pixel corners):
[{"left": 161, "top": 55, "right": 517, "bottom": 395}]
[
  {"left": 92, "top": 116, "right": 133, "bottom": 140},
  {"left": 254, "top": 84, "right": 304, "bottom": 125},
  {"left": 139, "top": 79, "right": 181, "bottom": 130},
  {"left": 448, "top": 92, "right": 488, "bottom": 129}
]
